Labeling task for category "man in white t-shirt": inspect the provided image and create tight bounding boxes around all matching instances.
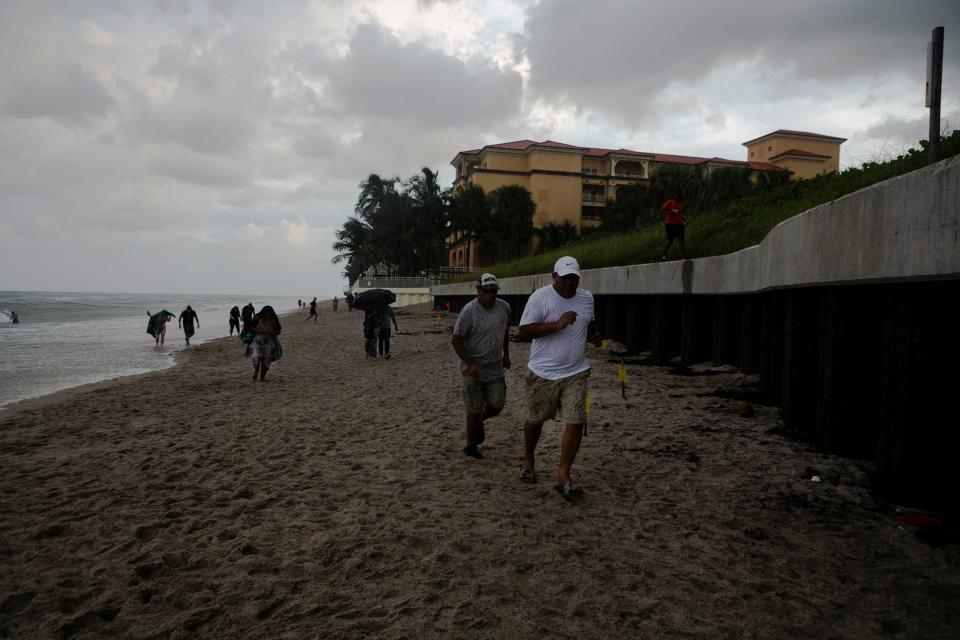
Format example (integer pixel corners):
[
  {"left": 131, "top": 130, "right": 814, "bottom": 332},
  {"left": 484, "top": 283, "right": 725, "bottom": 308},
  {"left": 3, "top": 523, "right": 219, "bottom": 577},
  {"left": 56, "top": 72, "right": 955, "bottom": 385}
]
[{"left": 518, "top": 256, "right": 601, "bottom": 500}]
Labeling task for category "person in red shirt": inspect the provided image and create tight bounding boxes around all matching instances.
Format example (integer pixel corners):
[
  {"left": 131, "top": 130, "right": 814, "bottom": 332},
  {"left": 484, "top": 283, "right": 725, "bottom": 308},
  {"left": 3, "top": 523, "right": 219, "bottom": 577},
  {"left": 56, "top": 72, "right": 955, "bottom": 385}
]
[{"left": 660, "top": 189, "right": 686, "bottom": 260}]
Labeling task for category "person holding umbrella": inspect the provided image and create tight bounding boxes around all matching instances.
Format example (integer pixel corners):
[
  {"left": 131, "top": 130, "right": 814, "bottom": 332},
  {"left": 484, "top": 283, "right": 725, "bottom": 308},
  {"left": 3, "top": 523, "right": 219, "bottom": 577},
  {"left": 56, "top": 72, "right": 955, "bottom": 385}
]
[{"left": 352, "top": 289, "right": 397, "bottom": 358}]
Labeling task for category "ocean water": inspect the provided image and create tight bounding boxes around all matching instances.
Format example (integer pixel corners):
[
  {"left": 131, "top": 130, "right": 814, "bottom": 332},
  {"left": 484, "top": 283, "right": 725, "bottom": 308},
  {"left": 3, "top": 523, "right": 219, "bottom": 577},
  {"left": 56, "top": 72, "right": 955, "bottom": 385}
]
[{"left": 0, "top": 291, "right": 301, "bottom": 409}]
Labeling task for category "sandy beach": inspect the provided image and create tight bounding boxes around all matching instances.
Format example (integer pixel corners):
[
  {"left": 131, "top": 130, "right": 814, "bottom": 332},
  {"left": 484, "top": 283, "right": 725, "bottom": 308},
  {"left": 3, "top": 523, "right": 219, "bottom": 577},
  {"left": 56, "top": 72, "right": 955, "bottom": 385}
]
[{"left": 1, "top": 304, "right": 958, "bottom": 639}]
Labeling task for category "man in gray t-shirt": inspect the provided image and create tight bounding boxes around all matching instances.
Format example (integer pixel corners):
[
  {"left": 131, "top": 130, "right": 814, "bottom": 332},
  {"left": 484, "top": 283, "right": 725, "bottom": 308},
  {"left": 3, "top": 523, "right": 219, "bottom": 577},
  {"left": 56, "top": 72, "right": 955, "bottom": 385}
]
[{"left": 451, "top": 273, "right": 511, "bottom": 460}]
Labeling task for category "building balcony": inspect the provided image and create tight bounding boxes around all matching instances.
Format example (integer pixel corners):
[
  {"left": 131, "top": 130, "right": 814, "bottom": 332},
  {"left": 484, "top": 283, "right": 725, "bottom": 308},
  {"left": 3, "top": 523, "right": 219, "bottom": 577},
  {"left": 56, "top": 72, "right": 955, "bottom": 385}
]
[{"left": 581, "top": 193, "right": 606, "bottom": 205}]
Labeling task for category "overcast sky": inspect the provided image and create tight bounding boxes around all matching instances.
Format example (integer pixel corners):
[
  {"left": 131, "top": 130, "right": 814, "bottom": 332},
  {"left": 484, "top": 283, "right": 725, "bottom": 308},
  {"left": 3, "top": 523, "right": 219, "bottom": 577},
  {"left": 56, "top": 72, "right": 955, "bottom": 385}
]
[{"left": 1, "top": 0, "right": 957, "bottom": 296}]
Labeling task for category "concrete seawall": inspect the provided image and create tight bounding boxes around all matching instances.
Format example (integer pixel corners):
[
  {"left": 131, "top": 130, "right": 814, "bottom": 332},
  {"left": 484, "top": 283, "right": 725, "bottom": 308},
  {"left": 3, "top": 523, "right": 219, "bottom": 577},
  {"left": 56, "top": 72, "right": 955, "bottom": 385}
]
[
  {"left": 434, "top": 155, "right": 960, "bottom": 297},
  {"left": 432, "top": 156, "right": 960, "bottom": 508}
]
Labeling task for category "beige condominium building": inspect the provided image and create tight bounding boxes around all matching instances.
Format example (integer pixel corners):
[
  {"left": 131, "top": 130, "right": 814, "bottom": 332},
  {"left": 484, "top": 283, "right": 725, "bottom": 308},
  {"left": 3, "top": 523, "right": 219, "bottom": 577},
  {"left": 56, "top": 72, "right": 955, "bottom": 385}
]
[
  {"left": 743, "top": 129, "right": 846, "bottom": 180},
  {"left": 448, "top": 131, "right": 844, "bottom": 270}
]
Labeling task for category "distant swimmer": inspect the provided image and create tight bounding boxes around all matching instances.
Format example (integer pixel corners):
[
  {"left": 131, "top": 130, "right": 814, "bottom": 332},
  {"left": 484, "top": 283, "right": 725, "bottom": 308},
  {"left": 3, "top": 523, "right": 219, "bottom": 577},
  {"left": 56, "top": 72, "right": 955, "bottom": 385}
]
[
  {"left": 9, "top": 311, "right": 18, "bottom": 324},
  {"left": 179, "top": 305, "right": 200, "bottom": 346},
  {"left": 229, "top": 305, "right": 241, "bottom": 336},
  {"left": 146, "top": 310, "right": 175, "bottom": 346}
]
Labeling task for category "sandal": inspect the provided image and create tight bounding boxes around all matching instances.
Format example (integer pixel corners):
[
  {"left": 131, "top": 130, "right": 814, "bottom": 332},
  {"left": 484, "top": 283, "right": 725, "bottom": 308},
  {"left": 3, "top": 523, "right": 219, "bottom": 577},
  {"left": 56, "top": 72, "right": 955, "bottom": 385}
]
[
  {"left": 554, "top": 480, "right": 584, "bottom": 501},
  {"left": 519, "top": 468, "right": 537, "bottom": 483}
]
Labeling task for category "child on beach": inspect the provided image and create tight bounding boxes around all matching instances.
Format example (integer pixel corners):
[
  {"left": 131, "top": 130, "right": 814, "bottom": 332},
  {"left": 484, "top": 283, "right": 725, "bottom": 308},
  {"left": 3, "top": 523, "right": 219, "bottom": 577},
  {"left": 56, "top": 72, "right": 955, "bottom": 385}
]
[
  {"left": 249, "top": 305, "right": 282, "bottom": 381},
  {"left": 146, "top": 310, "right": 174, "bottom": 346}
]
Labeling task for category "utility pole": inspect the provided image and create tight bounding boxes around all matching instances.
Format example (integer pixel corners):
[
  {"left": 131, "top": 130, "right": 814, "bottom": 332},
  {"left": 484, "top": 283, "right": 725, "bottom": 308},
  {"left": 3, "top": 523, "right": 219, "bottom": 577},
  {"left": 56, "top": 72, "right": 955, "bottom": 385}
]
[{"left": 927, "top": 26, "right": 944, "bottom": 165}]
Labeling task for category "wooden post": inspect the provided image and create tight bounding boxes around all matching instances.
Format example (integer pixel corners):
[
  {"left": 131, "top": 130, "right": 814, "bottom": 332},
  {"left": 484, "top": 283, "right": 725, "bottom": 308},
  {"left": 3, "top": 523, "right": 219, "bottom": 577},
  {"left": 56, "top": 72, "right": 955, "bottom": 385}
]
[{"left": 928, "top": 26, "right": 944, "bottom": 164}]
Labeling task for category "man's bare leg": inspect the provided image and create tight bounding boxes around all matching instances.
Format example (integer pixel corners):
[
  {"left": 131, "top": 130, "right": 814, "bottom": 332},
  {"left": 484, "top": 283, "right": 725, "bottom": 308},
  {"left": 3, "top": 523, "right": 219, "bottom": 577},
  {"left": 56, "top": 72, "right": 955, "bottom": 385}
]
[
  {"left": 523, "top": 420, "right": 543, "bottom": 471},
  {"left": 556, "top": 423, "right": 584, "bottom": 486},
  {"left": 252, "top": 362, "right": 260, "bottom": 380}
]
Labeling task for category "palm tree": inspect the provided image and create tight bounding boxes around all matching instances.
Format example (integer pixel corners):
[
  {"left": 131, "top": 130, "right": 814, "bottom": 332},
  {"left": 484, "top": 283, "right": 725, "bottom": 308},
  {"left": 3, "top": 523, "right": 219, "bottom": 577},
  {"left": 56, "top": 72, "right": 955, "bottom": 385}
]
[
  {"left": 535, "top": 220, "right": 578, "bottom": 253},
  {"left": 332, "top": 216, "right": 373, "bottom": 282},
  {"left": 448, "top": 184, "right": 489, "bottom": 264},
  {"left": 483, "top": 185, "right": 535, "bottom": 262},
  {"left": 355, "top": 174, "right": 400, "bottom": 224},
  {"left": 406, "top": 168, "right": 448, "bottom": 271}
]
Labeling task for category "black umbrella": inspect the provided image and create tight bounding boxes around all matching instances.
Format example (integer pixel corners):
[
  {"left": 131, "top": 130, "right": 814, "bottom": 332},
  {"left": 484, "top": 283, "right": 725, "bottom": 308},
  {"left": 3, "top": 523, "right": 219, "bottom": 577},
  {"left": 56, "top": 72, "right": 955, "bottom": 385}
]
[{"left": 351, "top": 288, "right": 396, "bottom": 311}]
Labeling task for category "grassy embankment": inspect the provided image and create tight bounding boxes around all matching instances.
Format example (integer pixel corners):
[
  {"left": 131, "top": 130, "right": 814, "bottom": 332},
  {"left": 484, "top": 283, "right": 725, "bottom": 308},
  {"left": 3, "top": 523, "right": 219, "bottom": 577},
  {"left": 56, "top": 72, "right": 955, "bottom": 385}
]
[{"left": 455, "top": 132, "right": 960, "bottom": 282}]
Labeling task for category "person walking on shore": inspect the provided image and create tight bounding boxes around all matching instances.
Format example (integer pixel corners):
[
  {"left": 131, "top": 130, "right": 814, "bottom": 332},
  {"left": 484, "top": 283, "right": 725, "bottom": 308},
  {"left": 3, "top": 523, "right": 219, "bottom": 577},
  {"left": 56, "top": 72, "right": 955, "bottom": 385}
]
[
  {"left": 241, "top": 303, "right": 255, "bottom": 332},
  {"left": 452, "top": 273, "right": 511, "bottom": 460},
  {"left": 304, "top": 297, "right": 318, "bottom": 324},
  {"left": 332, "top": 296, "right": 339, "bottom": 312},
  {"left": 346, "top": 292, "right": 354, "bottom": 312},
  {"left": 178, "top": 305, "right": 199, "bottom": 346},
  {"left": 249, "top": 305, "right": 282, "bottom": 381},
  {"left": 146, "top": 310, "right": 174, "bottom": 346},
  {"left": 517, "top": 256, "right": 601, "bottom": 499},
  {"left": 229, "top": 305, "right": 241, "bottom": 336},
  {"left": 376, "top": 305, "right": 398, "bottom": 359},
  {"left": 660, "top": 189, "right": 687, "bottom": 260}
]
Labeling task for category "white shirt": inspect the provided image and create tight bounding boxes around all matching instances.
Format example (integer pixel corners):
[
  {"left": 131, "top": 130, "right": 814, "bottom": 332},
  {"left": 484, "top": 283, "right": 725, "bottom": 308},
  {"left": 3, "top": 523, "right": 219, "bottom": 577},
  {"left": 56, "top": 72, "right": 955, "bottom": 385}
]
[{"left": 519, "top": 284, "right": 595, "bottom": 380}]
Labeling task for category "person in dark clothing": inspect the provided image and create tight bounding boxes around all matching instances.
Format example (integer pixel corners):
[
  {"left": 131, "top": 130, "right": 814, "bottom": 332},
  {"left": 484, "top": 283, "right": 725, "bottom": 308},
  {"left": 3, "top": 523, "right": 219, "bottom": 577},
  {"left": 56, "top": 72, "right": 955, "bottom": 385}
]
[
  {"left": 304, "top": 297, "right": 318, "bottom": 323},
  {"left": 178, "top": 305, "right": 200, "bottom": 346},
  {"left": 241, "top": 303, "right": 255, "bottom": 331},
  {"left": 363, "top": 309, "right": 378, "bottom": 357},
  {"left": 376, "top": 306, "right": 399, "bottom": 359},
  {"left": 346, "top": 292, "right": 354, "bottom": 312},
  {"left": 229, "top": 306, "right": 241, "bottom": 336}
]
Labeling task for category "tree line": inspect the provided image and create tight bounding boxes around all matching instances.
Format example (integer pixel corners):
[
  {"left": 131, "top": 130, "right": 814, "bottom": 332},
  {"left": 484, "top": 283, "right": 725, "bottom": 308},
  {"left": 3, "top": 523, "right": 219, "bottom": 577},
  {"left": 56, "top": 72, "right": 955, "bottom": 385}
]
[
  {"left": 332, "top": 169, "right": 537, "bottom": 283},
  {"left": 332, "top": 164, "right": 793, "bottom": 282}
]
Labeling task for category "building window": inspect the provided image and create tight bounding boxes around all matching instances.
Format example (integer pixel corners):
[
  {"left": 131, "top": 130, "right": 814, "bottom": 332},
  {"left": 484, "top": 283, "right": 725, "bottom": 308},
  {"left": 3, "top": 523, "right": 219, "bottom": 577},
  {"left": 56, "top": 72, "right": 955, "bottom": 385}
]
[
  {"left": 750, "top": 151, "right": 755, "bottom": 158},
  {"left": 767, "top": 145, "right": 772, "bottom": 151}
]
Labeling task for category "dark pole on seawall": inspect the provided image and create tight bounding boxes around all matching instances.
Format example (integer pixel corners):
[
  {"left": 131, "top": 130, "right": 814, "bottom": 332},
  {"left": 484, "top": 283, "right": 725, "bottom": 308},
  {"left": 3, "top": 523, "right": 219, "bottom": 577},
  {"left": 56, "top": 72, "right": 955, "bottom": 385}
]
[{"left": 928, "top": 26, "right": 944, "bottom": 165}]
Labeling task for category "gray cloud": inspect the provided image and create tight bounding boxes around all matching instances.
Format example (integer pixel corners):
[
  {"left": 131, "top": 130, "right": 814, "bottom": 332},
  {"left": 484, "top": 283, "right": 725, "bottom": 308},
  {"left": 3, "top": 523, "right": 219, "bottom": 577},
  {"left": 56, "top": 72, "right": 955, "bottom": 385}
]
[
  {"left": 3, "top": 63, "right": 114, "bottom": 127},
  {"left": 522, "top": 0, "right": 960, "bottom": 123},
  {"left": 293, "top": 22, "right": 524, "bottom": 128},
  {"left": 149, "top": 149, "right": 251, "bottom": 187}
]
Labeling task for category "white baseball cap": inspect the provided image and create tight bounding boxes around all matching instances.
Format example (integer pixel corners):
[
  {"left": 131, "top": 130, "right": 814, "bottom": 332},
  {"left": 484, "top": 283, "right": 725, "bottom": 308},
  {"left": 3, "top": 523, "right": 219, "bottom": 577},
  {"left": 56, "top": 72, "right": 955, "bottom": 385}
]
[
  {"left": 477, "top": 273, "right": 499, "bottom": 290},
  {"left": 553, "top": 256, "right": 581, "bottom": 278}
]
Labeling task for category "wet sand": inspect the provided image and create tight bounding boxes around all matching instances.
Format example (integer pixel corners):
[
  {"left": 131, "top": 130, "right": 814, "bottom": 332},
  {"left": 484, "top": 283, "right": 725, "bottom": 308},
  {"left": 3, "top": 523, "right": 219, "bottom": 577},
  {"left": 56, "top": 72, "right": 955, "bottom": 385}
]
[{"left": 1, "top": 305, "right": 958, "bottom": 639}]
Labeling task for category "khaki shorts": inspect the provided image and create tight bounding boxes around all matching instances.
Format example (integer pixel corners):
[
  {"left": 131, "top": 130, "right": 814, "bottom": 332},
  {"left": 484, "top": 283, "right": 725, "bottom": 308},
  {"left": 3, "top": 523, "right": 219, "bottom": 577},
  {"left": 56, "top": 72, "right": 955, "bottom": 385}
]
[
  {"left": 462, "top": 375, "right": 506, "bottom": 414},
  {"left": 525, "top": 369, "right": 590, "bottom": 425}
]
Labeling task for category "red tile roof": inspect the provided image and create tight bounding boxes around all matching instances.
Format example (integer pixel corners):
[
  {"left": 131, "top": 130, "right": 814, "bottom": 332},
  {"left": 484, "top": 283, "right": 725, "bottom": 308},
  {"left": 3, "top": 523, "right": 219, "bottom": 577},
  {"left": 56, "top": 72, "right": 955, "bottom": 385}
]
[
  {"left": 742, "top": 129, "right": 846, "bottom": 146},
  {"left": 747, "top": 161, "right": 785, "bottom": 171},
  {"left": 453, "top": 139, "right": 789, "bottom": 172},
  {"left": 769, "top": 148, "right": 832, "bottom": 161}
]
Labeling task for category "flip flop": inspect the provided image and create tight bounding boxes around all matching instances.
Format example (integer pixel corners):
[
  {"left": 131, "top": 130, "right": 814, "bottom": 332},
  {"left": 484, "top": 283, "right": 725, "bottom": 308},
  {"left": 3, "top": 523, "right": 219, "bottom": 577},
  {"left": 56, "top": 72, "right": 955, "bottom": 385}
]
[
  {"left": 519, "top": 468, "right": 537, "bottom": 483},
  {"left": 554, "top": 480, "right": 584, "bottom": 501}
]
